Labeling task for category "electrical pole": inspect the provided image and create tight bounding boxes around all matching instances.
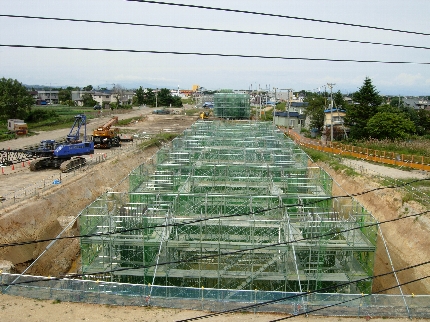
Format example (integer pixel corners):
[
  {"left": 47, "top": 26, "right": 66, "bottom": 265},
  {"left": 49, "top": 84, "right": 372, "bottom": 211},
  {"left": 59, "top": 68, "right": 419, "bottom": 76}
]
[
  {"left": 273, "top": 87, "right": 277, "bottom": 125},
  {"left": 327, "top": 83, "right": 336, "bottom": 142},
  {"left": 258, "top": 84, "right": 261, "bottom": 120},
  {"left": 286, "top": 89, "right": 293, "bottom": 131}
]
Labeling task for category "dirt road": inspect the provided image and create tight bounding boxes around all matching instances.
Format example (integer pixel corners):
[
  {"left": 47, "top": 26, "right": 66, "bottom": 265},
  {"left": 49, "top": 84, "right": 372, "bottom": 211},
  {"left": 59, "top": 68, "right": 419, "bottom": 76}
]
[
  {"left": 0, "top": 107, "right": 185, "bottom": 200},
  {"left": 0, "top": 107, "right": 151, "bottom": 151},
  {"left": 0, "top": 293, "right": 426, "bottom": 322}
]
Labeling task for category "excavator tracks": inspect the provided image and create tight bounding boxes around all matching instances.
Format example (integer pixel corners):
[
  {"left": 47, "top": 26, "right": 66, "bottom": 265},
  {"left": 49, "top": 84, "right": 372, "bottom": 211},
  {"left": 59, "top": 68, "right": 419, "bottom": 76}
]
[
  {"left": 59, "top": 157, "right": 86, "bottom": 173},
  {"left": 29, "top": 157, "right": 50, "bottom": 171}
]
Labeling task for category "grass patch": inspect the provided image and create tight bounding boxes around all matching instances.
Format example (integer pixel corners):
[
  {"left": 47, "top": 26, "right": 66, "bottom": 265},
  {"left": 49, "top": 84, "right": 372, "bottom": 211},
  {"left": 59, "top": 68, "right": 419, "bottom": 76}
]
[
  {"left": 351, "top": 138, "right": 430, "bottom": 157},
  {"left": 183, "top": 108, "right": 200, "bottom": 116},
  {"left": 138, "top": 133, "right": 178, "bottom": 150},
  {"left": 377, "top": 176, "right": 430, "bottom": 206},
  {"left": 302, "top": 147, "right": 358, "bottom": 176},
  {"left": 117, "top": 116, "right": 145, "bottom": 126}
]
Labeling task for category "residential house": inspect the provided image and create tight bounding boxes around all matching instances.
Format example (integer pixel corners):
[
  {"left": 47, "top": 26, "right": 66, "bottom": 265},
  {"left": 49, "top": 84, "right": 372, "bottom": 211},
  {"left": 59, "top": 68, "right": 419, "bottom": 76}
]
[
  {"left": 403, "top": 97, "right": 430, "bottom": 110},
  {"left": 71, "top": 90, "right": 92, "bottom": 106},
  {"left": 324, "top": 108, "right": 348, "bottom": 140},
  {"left": 274, "top": 111, "right": 305, "bottom": 130},
  {"left": 37, "top": 90, "right": 59, "bottom": 104},
  {"left": 92, "top": 91, "right": 113, "bottom": 108}
]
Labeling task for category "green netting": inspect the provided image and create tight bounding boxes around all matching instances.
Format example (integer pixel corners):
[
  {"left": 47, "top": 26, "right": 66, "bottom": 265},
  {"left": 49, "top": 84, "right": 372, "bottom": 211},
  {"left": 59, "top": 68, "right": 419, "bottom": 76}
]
[{"left": 213, "top": 93, "right": 250, "bottom": 119}]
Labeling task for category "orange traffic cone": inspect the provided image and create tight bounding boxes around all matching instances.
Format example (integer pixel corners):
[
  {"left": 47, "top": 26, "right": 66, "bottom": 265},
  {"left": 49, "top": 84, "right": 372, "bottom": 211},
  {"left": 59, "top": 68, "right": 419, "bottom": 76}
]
[
  {"left": 11, "top": 164, "right": 15, "bottom": 171},
  {"left": 1, "top": 167, "right": 4, "bottom": 174},
  {"left": 22, "top": 162, "right": 25, "bottom": 167}
]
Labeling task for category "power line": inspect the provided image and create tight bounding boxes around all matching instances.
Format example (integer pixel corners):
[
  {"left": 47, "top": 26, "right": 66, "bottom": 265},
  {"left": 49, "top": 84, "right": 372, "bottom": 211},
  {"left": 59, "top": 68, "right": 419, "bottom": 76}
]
[
  {"left": 126, "top": 0, "right": 430, "bottom": 36},
  {"left": 176, "top": 261, "right": 430, "bottom": 321},
  {"left": 1, "top": 14, "right": 430, "bottom": 51},
  {"left": 0, "top": 177, "right": 428, "bottom": 249},
  {"left": 268, "top": 275, "right": 430, "bottom": 321},
  {"left": 4, "top": 207, "right": 427, "bottom": 288},
  {"left": 1, "top": 44, "right": 430, "bottom": 65}
]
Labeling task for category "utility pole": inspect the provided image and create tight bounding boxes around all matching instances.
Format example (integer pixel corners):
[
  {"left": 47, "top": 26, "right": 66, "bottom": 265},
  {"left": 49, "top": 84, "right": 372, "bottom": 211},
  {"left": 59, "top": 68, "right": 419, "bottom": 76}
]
[
  {"left": 258, "top": 84, "right": 261, "bottom": 120},
  {"left": 273, "top": 87, "right": 277, "bottom": 125},
  {"left": 156, "top": 88, "right": 158, "bottom": 109},
  {"left": 286, "top": 89, "right": 293, "bottom": 131},
  {"left": 327, "top": 83, "right": 336, "bottom": 142}
]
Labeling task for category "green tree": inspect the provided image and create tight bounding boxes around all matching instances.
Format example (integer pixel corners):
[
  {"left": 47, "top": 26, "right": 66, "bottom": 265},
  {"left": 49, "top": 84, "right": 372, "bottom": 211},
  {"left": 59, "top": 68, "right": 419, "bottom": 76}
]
[
  {"left": 304, "top": 95, "right": 326, "bottom": 131},
  {"left": 417, "top": 109, "right": 430, "bottom": 134},
  {"left": 345, "top": 77, "right": 383, "bottom": 139},
  {"left": 333, "top": 90, "right": 346, "bottom": 110},
  {"left": 389, "top": 97, "right": 403, "bottom": 108},
  {"left": 58, "top": 88, "right": 72, "bottom": 103},
  {"left": 157, "top": 88, "right": 170, "bottom": 106},
  {"left": 143, "top": 88, "right": 156, "bottom": 106},
  {"left": 83, "top": 85, "right": 93, "bottom": 91},
  {"left": 81, "top": 93, "right": 96, "bottom": 107},
  {"left": 134, "top": 86, "right": 145, "bottom": 106},
  {"left": 366, "top": 112, "right": 415, "bottom": 140},
  {"left": 157, "top": 88, "right": 182, "bottom": 107},
  {"left": 0, "top": 78, "right": 34, "bottom": 120}
]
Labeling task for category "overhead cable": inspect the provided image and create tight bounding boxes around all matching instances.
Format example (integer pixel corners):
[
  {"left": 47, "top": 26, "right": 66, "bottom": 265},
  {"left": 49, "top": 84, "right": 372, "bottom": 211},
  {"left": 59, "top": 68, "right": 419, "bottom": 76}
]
[
  {"left": 1, "top": 44, "right": 429, "bottom": 65},
  {"left": 2, "top": 208, "right": 427, "bottom": 287},
  {"left": 1, "top": 14, "right": 429, "bottom": 51},
  {"left": 176, "top": 261, "right": 430, "bottom": 322},
  {"left": 268, "top": 275, "right": 430, "bottom": 321},
  {"left": 0, "top": 177, "right": 428, "bottom": 249},
  {"left": 126, "top": 0, "right": 430, "bottom": 36}
]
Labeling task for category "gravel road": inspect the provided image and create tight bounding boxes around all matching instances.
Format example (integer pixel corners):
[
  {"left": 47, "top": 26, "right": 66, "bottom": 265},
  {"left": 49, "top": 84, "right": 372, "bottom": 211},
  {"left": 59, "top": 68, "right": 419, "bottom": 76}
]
[{"left": 342, "top": 158, "right": 430, "bottom": 180}]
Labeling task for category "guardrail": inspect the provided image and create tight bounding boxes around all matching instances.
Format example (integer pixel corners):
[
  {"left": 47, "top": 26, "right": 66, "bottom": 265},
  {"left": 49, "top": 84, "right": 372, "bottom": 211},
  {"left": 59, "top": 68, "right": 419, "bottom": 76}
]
[{"left": 286, "top": 130, "right": 430, "bottom": 172}]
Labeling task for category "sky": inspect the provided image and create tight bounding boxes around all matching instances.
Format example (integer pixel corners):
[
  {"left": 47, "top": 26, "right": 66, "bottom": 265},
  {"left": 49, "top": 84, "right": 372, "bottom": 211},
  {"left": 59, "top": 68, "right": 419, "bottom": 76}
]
[{"left": 1, "top": 0, "right": 430, "bottom": 95}]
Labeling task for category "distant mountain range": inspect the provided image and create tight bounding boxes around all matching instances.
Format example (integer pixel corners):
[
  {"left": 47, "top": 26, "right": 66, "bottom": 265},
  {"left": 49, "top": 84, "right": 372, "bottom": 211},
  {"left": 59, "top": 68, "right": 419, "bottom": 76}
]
[{"left": 24, "top": 81, "right": 179, "bottom": 91}]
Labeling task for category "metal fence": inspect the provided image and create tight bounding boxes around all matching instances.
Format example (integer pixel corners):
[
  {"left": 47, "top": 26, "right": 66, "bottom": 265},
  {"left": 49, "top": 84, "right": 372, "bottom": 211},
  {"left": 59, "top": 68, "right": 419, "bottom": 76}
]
[
  {"left": 0, "top": 140, "right": 140, "bottom": 210},
  {"left": 287, "top": 130, "right": 430, "bottom": 172},
  {"left": 1, "top": 273, "right": 429, "bottom": 318}
]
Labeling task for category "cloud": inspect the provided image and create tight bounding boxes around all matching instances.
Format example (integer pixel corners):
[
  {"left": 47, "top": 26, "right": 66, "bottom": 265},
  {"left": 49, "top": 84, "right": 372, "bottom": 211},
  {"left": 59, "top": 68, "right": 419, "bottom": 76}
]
[{"left": 393, "top": 73, "right": 424, "bottom": 86}]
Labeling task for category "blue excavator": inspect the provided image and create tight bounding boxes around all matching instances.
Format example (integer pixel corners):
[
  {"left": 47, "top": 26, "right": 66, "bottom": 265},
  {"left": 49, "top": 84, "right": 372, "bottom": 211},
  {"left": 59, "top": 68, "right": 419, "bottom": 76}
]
[{"left": 29, "top": 114, "right": 94, "bottom": 172}]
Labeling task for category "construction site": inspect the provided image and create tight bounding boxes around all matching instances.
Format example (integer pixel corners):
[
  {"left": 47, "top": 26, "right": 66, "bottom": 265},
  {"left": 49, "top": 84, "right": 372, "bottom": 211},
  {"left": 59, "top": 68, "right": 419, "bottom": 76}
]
[
  {"left": 78, "top": 121, "right": 377, "bottom": 295},
  {"left": 1, "top": 112, "right": 429, "bottom": 319}
]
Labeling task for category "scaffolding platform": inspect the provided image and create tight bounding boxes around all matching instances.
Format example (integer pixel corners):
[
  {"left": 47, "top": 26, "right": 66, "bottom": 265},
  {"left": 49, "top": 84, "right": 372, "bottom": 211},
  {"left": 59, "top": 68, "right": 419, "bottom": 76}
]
[{"left": 79, "top": 121, "right": 377, "bottom": 294}]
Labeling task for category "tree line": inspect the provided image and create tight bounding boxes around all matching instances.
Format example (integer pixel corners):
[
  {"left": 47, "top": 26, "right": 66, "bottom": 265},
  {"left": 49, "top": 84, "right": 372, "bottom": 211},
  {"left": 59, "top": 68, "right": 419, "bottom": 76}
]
[
  {"left": 0, "top": 78, "right": 182, "bottom": 122},
  {"left": 304, "top": 77, "right": 430, "bottom": 140}
]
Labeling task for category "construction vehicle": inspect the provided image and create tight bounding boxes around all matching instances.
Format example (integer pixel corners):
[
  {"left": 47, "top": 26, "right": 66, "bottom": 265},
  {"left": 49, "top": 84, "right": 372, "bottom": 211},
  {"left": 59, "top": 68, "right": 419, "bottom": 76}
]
[
  {"left": 29, "top": 114, "right": 94, "bottom": 172},
  {"left": 92, "top": 116, "right": 121, "bottom": 148},
  {"left": 199, "top": 110, "right": 211, "bottom": 119}
]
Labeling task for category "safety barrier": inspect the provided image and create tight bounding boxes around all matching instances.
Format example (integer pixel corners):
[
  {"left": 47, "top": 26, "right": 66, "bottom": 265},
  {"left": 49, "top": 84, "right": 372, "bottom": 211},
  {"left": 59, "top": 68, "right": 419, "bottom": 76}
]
[
  {"left": 286, "top": 130, "right": 430, "bottom": 172},
  {"left": 1, "top": 273, "right": 429, "bottom": 319}
]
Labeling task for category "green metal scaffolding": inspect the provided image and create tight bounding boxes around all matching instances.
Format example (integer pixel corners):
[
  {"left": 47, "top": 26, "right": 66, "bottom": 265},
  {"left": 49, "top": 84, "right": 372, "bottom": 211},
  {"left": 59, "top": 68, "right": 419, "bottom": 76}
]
[
  {"left": 213, "top": 92, "right": 250, "bottom": 119},
  {"left": 79, "top": 121, "right": 377, "bottom": 294}
]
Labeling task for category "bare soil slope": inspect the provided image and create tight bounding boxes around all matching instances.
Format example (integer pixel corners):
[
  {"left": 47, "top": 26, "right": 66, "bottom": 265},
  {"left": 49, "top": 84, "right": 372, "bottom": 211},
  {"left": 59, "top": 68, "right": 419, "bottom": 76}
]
[
  {"left": 319, "top": 162, "right": 430, "bottom": 295},
  {"left": 0, "top": 114, "right": 197, "bottom": 276}
]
